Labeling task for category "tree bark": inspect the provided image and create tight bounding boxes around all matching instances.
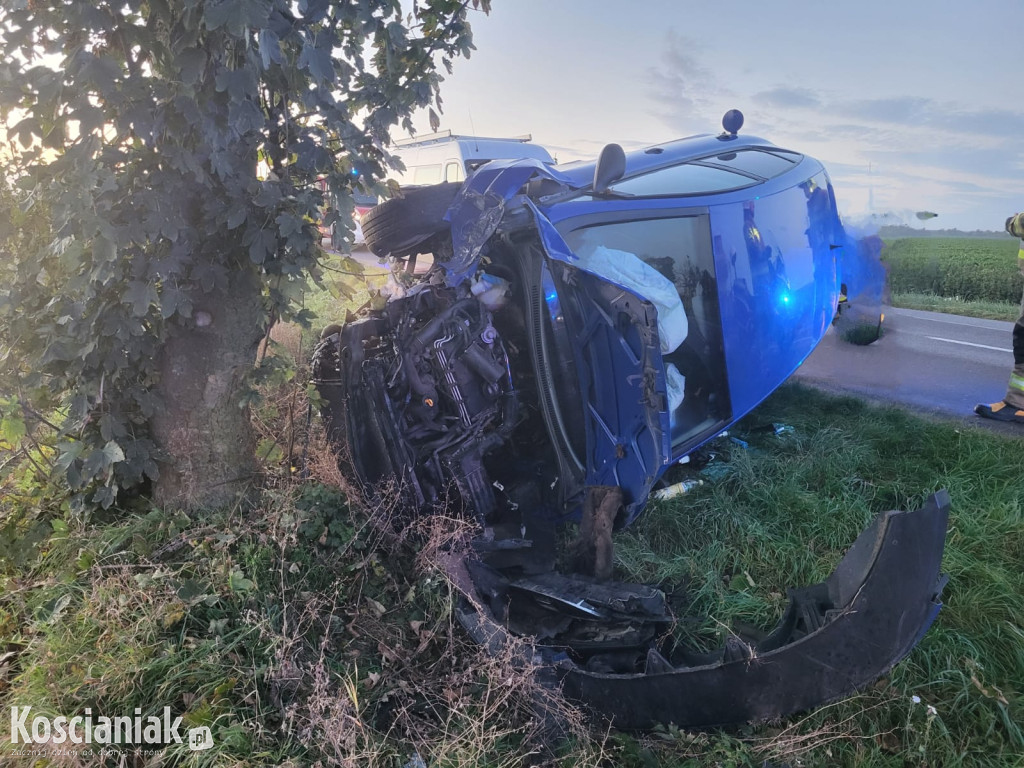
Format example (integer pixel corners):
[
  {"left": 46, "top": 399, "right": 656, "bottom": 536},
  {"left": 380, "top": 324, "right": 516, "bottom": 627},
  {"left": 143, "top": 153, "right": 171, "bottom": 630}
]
[{"left": 151, "top": 268, "right": 266, "bottom": 510}]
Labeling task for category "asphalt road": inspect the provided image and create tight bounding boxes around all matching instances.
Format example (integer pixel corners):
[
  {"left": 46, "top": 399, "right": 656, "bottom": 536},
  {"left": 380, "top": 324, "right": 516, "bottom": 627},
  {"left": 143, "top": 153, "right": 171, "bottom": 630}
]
[{"left": 794, "top": 307, "right": 1023, "bottom": 436}]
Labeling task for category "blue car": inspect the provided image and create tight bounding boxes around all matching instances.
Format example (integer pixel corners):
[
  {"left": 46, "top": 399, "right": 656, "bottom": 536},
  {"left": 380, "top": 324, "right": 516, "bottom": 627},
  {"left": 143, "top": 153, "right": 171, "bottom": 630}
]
[
  {"left": 313, "top": 112, "right": 946, "bottom": 729},
  {"left": 316, "top": 111, "right": 874, "bottom": 525}
]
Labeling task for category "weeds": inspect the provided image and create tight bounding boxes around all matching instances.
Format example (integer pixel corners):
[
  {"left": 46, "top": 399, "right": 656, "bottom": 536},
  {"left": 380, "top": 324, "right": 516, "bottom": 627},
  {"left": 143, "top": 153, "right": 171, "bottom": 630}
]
[
  {"left": 0, "top": 389, "right": 599, "bottom": 767},
  {"left": 891, "top": 292, "right": 1021, "bottom": 323}
]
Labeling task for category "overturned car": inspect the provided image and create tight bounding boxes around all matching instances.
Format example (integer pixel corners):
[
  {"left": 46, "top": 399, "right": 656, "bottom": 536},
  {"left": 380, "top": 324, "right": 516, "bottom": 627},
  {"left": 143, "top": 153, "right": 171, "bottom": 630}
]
[{"left": 312, "top": 112, "right": 947, "bottom": 728}]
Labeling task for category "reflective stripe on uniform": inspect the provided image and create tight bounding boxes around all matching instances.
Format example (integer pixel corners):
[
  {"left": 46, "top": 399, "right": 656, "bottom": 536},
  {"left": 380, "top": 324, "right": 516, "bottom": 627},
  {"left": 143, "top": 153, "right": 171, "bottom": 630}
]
[{"left": 1009, "top": 373, "right": 1024, "bottom": 393}]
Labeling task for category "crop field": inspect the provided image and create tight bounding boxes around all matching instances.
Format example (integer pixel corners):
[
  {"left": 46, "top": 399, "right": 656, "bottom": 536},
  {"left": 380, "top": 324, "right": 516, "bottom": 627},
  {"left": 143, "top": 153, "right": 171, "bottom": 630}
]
[{"left": 884, "top": 238, "right": 1023, "bottom": 304}]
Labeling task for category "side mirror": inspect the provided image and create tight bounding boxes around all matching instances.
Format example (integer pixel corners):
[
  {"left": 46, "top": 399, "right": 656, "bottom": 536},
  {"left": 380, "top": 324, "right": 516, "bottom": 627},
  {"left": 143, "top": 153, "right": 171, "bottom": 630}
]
[{"left": 593, "top": 143, "right": 626, "bottom": 194}]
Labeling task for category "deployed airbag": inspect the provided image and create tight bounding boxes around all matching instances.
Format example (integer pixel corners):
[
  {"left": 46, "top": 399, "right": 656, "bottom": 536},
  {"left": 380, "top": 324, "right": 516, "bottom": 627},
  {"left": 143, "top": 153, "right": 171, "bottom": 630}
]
[{"left": 572, "top": 245, "right": 688, "bottom": 354}]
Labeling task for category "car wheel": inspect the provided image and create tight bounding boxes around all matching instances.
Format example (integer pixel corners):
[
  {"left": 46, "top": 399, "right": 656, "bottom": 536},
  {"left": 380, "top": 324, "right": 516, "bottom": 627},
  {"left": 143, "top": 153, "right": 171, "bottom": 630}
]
[{"left": 361, "top": 182, "right": 461, "bottom": 257}]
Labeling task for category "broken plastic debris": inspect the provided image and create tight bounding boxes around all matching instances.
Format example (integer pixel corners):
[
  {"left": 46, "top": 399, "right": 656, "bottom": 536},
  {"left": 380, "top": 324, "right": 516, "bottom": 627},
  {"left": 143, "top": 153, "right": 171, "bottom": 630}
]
[
  {"left": 772, "top": 423, "right": 794, "bottom": 435},
  {"left": 700, "top": 462, "right": 732, "bottom": 482}
]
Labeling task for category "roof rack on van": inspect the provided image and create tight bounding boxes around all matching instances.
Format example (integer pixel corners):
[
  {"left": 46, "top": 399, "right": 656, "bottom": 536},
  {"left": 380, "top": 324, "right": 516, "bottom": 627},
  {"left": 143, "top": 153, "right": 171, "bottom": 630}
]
[{"left": 393, "top": 130, "right": 534, "bottom": 148}]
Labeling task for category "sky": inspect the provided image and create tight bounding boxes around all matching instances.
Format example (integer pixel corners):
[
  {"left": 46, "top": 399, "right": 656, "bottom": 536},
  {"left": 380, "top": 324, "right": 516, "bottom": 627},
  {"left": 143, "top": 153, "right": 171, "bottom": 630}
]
[{"left": 404, "top": 0, "right": 1023, "bottom": 232}]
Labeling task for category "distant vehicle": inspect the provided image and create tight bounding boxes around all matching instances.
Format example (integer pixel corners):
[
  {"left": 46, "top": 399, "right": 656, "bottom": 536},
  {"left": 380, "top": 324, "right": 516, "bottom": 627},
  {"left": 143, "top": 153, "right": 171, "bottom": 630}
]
[
  {"left": 389, "top": 130, "right": 555, "bottom": 187},
  {"left": 312, "top": 112, "right": 947, "bottom": 730},
  {"left": 318, "top": 188, "right": 377, "bottom": 249}
]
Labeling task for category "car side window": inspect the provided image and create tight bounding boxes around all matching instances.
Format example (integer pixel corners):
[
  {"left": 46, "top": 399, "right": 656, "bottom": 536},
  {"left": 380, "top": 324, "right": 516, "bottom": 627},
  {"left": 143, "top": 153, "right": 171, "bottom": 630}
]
[{"left": 444, "top": 161, "right": 465, "bottom": 183}]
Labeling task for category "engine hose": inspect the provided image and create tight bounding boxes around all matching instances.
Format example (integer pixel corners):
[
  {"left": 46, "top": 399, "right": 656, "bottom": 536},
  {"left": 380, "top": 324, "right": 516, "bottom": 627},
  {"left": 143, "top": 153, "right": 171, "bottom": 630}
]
[
  {"left": 410, "top": 298, "right": 477, "bottom": 352},
  {"left": 402, "top": 348, "right": 437, "bottom": 402},
  {"left": 496, "top": 338, "right": 519, "bottom": 438}
]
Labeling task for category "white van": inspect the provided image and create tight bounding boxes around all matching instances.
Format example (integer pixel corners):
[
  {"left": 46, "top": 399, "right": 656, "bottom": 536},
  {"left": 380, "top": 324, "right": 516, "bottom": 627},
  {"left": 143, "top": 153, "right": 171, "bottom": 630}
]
[{"left": 390, "top": 131, "right": 555, "bottom": 187}]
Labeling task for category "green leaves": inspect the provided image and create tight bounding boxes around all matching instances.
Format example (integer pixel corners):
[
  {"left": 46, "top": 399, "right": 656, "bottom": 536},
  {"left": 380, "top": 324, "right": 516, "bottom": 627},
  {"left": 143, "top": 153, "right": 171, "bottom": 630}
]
[
  {"left": 203, "top": 0, "right": 272, "bottom": 38},
  {"left": 124, "top": 281, "right": 158, "bottom": 317},
  {"left": 298, "top": 40, "right": 335, "bottom": 84},
  {"left": 248, "top": 230, "right": 278, "bottom": 265},
  {"left": 0, "top": 400, "right": 26, "bottom": 448},
  {"left": 1, "top": 0, "right": 485, "bottom": 512},
  {"left": 175, "top": 48, "right": 208, "bottom": 86}
]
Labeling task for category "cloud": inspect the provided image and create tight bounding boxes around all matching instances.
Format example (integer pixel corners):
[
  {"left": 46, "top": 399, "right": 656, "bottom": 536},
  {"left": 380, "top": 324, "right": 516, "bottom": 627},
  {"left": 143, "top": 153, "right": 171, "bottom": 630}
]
[
  {"left": 833, "top": 98, "right": 1024, "bottom": 140},
  {"left": 644, "top": 33, "right": 1024, "bottom": 228},
  {"left": 752, "top": 87, "right": 822, "bottom": 110},
  {"left": 542, "top": 138, "right": 650, "bottom": 164},
  {"left": 646, "top": 33, "right": 730, "bottom": 135}
]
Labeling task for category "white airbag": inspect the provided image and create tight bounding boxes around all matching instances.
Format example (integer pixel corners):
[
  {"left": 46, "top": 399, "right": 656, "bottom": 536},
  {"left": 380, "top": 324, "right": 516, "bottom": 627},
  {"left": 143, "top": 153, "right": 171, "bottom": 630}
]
[{"left": 572, "top": 245, "right": 688, "bottom": 354}]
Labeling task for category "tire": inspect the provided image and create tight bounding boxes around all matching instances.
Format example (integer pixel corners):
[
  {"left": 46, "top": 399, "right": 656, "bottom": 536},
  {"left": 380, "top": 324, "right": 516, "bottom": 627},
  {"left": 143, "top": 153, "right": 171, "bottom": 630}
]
[{"left": 361, "top": 182, "right": 461, "bottom": 257}]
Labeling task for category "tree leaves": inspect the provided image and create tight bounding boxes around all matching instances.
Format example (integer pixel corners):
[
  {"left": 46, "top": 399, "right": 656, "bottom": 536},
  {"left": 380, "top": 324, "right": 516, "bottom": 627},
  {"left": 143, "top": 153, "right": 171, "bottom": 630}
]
[
  {"left": 175, "top": 48, "right": 208, "bottom": 85},
  {"left": 203, "top": 0, "right": 272, "bottom": 38},
  {"left": 257, "top": 29, "right": 282, "bottom": 70},
  {"left": 124, "top": 281, "right": 158, "bottom": 317},
  {"left": 248, "top": 229, "right": 278, "bottom": 265},
  {"left": 0, "top": 0, "right": 486, "bottom": 512},
  {"left": 298, "top": 40, "right": 335, "bottom": 84},
  {"left": 0, "top": 408, "right": 26, "bottom": 448}
]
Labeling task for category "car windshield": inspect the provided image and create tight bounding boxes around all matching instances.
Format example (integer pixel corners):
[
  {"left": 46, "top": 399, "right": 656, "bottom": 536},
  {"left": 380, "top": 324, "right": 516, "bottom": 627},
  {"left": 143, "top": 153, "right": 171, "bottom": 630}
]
[
  {"left": 610, "top": 163, "right": 754, "bottom": 196},
  {"left": 695, "top": 148, "right": 802, "bottom": 178}
]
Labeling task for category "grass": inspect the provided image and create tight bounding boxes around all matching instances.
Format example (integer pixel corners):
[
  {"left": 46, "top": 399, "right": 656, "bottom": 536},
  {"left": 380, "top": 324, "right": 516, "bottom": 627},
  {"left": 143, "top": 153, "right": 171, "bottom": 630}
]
[
  {"left": 3, "top": 277, "right": 1023, "bottom": 766},
  {"left": 891, "top": 291, "right": 1020, "bottom": 323},
  {"left": 613, "top": 384, "right": 1024, "bottom": 767},
  {"left": 0, "top": 330, "right": 602, "bottom": 767}
]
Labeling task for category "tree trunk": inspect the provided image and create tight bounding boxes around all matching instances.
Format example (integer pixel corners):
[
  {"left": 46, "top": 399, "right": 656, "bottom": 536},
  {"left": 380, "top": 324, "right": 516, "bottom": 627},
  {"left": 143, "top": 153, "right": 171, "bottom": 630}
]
[{"left": 151, "top": 268, "right": 266, "bottom": 511}]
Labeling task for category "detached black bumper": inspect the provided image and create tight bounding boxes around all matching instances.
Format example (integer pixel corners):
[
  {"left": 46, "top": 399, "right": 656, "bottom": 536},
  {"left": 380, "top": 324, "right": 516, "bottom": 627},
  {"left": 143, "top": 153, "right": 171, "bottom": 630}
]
[
  {"left": 563, "top": 491, "right": 949, "bottom": 728},
  {"left": 455, "top": 491, "right": 949, "bottom": 729}
]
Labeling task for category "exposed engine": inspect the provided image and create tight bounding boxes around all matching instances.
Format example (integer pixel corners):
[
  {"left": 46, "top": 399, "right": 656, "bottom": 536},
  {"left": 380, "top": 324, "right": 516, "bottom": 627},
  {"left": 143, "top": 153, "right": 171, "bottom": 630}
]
[{"left": 313, "top": 276, "right": 521, "bottom": 522}]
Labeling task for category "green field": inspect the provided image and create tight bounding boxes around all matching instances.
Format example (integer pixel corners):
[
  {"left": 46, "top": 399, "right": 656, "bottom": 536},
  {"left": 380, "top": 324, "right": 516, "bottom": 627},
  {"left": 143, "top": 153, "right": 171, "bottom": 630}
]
[{"left": 884, "top": 237, "right": 1023, "bottom": 304}]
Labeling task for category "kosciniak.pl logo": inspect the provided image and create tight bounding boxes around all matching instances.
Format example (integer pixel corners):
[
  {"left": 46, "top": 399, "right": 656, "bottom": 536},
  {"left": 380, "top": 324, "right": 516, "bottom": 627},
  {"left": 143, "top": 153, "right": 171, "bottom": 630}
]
[{"left": 9, "top": 706, "right": 213, "bottom": 751}]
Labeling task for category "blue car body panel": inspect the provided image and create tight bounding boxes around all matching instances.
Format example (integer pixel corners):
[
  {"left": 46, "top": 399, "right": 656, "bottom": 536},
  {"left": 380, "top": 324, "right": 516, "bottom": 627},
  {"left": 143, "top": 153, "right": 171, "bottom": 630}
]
[{"left": 441, "top": 133, "right": 856, "bottom": 523}]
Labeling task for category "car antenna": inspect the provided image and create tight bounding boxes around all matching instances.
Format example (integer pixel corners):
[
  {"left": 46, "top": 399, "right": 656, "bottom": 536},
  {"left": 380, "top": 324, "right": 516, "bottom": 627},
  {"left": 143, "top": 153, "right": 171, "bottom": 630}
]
[{"left": 469, "top": 106, "right": 479, "bottom": 151}]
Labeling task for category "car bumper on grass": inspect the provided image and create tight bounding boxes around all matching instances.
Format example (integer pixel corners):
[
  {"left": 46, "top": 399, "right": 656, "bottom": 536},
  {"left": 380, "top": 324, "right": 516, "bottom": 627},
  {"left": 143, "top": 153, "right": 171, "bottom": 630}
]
[{"left": 452, "top": 491, "right": 949, "bottom": 729}]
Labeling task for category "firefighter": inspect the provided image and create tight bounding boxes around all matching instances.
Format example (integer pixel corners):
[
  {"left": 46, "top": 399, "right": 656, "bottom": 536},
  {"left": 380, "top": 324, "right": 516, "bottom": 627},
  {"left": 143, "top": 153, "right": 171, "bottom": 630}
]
[{"left": 975, "top": 212, "right": 1024, "bottom": 424}]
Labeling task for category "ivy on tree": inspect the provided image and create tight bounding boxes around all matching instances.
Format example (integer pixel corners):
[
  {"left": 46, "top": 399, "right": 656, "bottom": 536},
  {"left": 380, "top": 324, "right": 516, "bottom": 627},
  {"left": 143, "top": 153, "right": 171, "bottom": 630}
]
[{"left": 0, "top": 0, "right": 486, "bottom": 512}]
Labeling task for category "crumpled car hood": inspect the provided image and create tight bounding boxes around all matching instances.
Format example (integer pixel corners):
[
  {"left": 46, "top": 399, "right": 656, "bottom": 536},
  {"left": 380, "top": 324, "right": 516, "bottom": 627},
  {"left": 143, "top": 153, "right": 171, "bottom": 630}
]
[{"left": 441, "top": 158, "right": 581, "bottom": 283}]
